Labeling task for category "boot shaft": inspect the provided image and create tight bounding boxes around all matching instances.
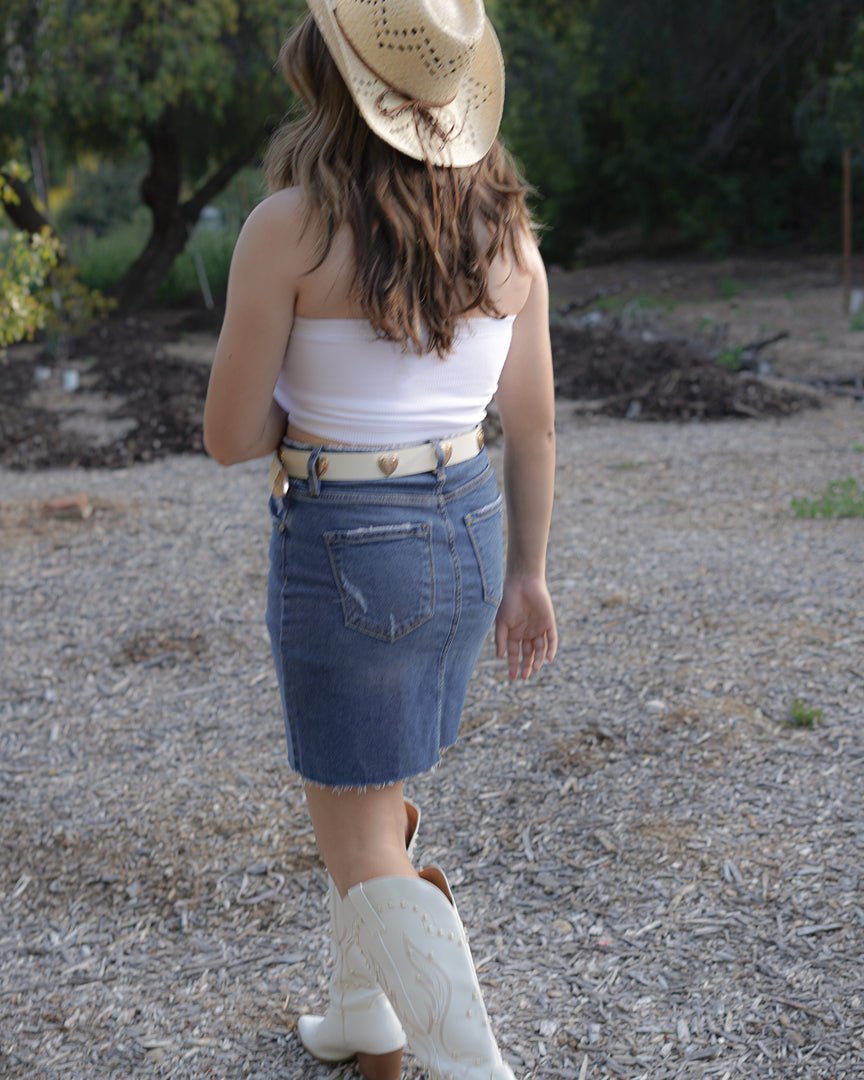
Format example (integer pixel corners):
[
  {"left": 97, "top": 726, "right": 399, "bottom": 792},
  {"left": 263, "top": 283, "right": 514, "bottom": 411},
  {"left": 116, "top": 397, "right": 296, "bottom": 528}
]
[{"left": 346, "top": 868, "right": 515, "bottom": 1080}]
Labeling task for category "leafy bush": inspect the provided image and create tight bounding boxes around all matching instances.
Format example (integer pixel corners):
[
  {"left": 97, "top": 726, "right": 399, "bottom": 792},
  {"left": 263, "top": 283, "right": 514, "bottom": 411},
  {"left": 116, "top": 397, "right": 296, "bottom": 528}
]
[
  {"left": 0, "top": 227, "right": 62, "bottom": 353},
  {"left": 791, "top": 477, "right": 864, "bottom": 518},
  {"left": 73, "top": 214, "right": 239, "bottom": 306},
  {"left": 56, "top": 157, "right": 148, "bottom": 237},
  {"left": 157, "top": 225, "right": 238, "bottom": 307},
  {"left": 72, "top": 210, "right": 151, "bottom": 293}
]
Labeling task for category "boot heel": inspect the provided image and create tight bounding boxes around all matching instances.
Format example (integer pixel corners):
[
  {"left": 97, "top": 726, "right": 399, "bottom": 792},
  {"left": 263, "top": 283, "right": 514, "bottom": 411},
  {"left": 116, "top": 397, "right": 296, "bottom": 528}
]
[{"left": 355, "top": 1047, "right": 403, "bottom": 1080}]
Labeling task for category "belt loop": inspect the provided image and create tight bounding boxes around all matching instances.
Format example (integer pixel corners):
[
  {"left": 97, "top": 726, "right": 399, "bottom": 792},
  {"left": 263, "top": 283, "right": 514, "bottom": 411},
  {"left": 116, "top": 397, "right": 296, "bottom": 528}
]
[
  {"left": 307, "top": 446, "right": 323, "bottom": 497},
  {"left": 432, "top": 440, "right": 447, "bottom": 487}
]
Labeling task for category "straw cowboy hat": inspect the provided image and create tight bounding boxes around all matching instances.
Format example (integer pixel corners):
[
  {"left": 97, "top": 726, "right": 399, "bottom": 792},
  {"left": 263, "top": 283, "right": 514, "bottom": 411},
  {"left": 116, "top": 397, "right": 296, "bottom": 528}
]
[{"left": 305, "top": 0, "right": 505, "bottom": 167}]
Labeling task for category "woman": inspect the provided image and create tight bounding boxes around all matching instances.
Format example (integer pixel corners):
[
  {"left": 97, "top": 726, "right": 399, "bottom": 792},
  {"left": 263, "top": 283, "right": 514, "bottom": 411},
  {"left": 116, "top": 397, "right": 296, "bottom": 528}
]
[{"left": 203, "top": 1, "right": 556, "bottom": 1077}]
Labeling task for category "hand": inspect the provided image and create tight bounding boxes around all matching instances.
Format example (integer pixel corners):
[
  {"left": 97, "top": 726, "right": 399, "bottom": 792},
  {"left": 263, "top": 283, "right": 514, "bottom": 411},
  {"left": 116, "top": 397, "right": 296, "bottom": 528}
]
[{"left": 494, "top": 574, "right": 558, "bottom": 681}]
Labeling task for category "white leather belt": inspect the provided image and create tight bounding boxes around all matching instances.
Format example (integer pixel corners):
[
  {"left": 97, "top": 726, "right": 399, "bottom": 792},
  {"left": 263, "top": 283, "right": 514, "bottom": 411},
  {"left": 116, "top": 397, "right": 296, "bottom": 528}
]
[{"left": 270, "top": 426, "right": 485, "bottom": 494}]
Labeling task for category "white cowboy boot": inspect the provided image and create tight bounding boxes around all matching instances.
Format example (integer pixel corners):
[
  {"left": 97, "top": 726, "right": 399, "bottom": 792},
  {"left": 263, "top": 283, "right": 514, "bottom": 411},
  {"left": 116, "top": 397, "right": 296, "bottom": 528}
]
[
  {"left": 297, "top": 800, "right": 421, "bottom": 1079},
  {"left": 345, "top": 866, "right": 516, "bottom": 1080}
]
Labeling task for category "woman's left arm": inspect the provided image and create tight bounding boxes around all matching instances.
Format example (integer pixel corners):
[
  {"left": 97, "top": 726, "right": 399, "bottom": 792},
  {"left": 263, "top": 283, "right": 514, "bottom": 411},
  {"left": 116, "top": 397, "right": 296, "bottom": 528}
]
[{"left": 203, "top": 190, "right": 307, "bottom": 465}]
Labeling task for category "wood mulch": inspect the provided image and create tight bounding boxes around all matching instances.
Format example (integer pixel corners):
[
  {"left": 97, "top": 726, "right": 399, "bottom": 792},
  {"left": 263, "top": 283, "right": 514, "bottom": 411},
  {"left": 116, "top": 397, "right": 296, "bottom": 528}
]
[{"left": 2, "top": 390, "right": 864, "bottom": 1077}]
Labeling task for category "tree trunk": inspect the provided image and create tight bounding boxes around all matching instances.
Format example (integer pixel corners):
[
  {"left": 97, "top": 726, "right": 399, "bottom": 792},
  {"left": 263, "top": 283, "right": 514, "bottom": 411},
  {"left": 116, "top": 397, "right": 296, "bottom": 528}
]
[
  {"left": 0, "top": 171, "right": 54, "bottom": 235},
  {"left": 30, "top": 125, "right": 50, "bottom": 212},
  {"left": 113, "top": 109, "right": 262, "bottom": 313},
  {"left": 113, "top": 213, "right": 193, "bottom": 312},
  {"left": 112, "top": 111, "right": 190, "bottom": 312}
]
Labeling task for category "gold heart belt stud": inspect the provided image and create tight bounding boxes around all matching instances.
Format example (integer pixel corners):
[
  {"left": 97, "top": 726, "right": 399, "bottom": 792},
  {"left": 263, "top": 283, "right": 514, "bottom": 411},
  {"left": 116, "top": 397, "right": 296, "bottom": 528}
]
[{"left": 377, "top": 454, "right": 399, "bottom": 476}]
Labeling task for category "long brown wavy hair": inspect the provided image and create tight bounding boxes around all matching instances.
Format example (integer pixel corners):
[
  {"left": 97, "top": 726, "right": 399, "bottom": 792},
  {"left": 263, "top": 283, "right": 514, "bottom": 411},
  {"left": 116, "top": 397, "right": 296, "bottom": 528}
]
[{"left": 264, "top": 14, "right": 536, "bottom": 357}]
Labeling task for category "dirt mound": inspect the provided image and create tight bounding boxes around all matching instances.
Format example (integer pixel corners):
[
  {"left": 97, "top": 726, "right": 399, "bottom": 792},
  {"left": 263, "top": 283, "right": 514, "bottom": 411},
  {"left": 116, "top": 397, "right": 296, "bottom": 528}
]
[
  {"left": 1, "top": 317, "right": 209, "bottom": 470},
  {"left": 552, "top": 320, "right": 821, "bottom": 420},
  {"left": 1, "top": 311, "right": 826, "bottom": 473}
]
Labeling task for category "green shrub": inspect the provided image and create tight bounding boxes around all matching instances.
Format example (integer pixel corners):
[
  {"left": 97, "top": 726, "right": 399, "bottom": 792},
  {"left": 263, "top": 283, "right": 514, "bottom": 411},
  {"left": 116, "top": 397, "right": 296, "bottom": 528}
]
[
  {"left": 61, "top": 159, "right": 257, "bottom": 302},
  {"left": 75, "top": 219, "right": 239, "bottom": 306},
  {"left": 719, "top": 277, "right": 742, "bottom": 301},
  {"left": 716, "top": 346, "right": 744, "bottom": 371},
  {"left": 156, "top": 224, "right": 239, "bottom": 307},
  {"left": 0, "top": 228, "right": 62, "bottom": 353},
  {"left": 786, "top": 699, "right": 824, "bottom": 728},
  {"left": 73, "top": 210, "right": 151, "bottom": 292},
  {"left": 791, "top": 477, "right": 864, "bottom": 518},
  {"left": 56, "top": 158, "right": 148, "bottom": 237}
]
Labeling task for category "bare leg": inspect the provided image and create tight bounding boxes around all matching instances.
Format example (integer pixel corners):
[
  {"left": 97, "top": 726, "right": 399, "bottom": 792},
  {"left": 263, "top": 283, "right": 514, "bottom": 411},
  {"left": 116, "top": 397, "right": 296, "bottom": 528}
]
[
  {"left": 301, "top": 783, "right": 419, "bottom": 1080},
  {"left": 304, "top": 781, "right": 513, "bottom": 1078},
  {"left": 304, "top": 781, "right": 419, "bottom": 898}
]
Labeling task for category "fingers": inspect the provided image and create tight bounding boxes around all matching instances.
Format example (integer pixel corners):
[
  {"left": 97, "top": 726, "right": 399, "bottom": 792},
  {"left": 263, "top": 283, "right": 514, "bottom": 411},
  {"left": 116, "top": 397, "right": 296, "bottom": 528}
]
[
  {"left": 519, "top": 629, "right": 558, "bottom": 680},
  {"left": 546, "top": 622, "right": 558, "bottom": 663},
  {"left": 507, "top": 636, "right": 521, "bottom": 681},
  {"left": 497, "top": 617, "right": 558, "bottom": 681},
  {"left": 495, "top": 616, "right": 508, "bottom": 660},
  {"left": 509, "top": 634, "right": 548, "bottom": 680},
  {"left": 531, "top": 635, "right": 546, "bottom": 673},
  {"left": 520, "top": 637, "right": 535, "bottom": 680}
]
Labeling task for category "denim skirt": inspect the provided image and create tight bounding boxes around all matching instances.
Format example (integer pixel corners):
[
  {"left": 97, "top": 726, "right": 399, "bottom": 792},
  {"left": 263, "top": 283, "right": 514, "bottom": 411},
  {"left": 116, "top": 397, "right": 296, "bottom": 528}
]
[{"left": 265, "top": 442, "right": 503, "bottom": 789}]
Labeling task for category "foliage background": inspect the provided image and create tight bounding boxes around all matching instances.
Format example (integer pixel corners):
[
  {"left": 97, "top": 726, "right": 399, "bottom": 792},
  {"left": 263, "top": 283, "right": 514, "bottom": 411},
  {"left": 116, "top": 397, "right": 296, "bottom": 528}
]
[{"left": 2, "top": 0, "right": 863, "bottom": 313}]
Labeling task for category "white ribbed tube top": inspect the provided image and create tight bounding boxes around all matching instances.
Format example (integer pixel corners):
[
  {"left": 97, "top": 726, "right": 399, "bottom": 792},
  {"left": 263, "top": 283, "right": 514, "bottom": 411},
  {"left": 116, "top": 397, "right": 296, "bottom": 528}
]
[{"left": 272, "top": 315, "right": 516, "bottom": 444}]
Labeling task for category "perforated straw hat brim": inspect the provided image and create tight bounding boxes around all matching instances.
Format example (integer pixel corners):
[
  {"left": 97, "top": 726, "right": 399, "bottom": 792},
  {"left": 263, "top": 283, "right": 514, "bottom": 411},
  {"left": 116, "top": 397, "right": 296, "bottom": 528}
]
[{"left": 306, "top": 0, "right": 505, "bottom": 168}]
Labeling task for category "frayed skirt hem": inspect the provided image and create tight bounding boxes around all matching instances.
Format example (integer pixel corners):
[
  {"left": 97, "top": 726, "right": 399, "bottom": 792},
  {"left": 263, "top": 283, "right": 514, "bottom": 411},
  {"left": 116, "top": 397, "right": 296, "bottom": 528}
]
[{"left": 288, "top": 743, "right": 452, "bottom": 794}]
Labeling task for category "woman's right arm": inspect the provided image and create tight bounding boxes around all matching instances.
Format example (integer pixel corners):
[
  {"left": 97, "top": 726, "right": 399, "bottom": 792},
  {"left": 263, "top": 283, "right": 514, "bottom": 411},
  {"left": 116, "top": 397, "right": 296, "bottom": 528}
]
[
  {"left": 203, "top": 190, "right": 307, "bottom": 465},
  {"left": 493, "top": 243, "right": 558, "bottom": 680}
]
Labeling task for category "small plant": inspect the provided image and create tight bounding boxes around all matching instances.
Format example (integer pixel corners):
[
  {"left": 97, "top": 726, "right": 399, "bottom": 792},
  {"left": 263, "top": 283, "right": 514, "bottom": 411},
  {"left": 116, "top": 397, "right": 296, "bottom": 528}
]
[
  {"left": 786, "top": 699, "right": 824, "bottom": 729},
  {"left": 791, "top": 477, "right": 864, "bottom": 518},
  {"left": 851, "top": 442, "right": 864, "bottom": 453},
  {"left": 850, "top": 312, "right": 864, "bottom": 332},
  {"left": 606, "top": 460, "right": 649, "bottom": 471},
  {"left": 629, "top": 293, "right": 677, "bottom": 313},
  {"left": 719, "top": 277, "right": 741, "bottom": 301},
  {"left": 593, "top": 295, "right": 627, "bottom": 314},
  {"left": 716, "top": 346, "right": 744, "bottom": 371}
]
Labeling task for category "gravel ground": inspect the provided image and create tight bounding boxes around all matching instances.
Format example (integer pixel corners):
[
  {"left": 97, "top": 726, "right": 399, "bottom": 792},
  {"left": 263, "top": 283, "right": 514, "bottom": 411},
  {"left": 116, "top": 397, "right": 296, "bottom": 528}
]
[{"left": 2, "top": 399, "right": 864, "bottom": 1079}]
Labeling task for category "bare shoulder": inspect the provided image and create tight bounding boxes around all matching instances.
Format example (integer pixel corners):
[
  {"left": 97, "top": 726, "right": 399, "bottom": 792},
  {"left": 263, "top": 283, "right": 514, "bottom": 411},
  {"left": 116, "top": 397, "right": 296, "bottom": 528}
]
[
  {"left": 245, "top": 186, "right": 307, "bottom": 229},
  {"left": 517, "top": 228, "right": 547, "bottom": 285},
  {"left": 234, "top": 187, "right": 315, "bottom": 269},
  {"left": 501, "top": 229, "right": 547, "bottom": 325}
]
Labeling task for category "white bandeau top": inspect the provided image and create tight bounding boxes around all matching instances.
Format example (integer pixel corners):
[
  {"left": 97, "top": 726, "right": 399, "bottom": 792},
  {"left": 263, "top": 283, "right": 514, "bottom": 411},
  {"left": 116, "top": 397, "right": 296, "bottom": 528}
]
[{"left": 272, "top": 315, "right": 517, "bottom": 444}]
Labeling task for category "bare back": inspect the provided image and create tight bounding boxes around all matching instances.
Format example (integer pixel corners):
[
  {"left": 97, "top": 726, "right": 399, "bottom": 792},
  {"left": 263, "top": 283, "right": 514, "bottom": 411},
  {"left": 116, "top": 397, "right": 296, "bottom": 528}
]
[{"left": 293, "top": 214, "right": 534, "bottom": 323}]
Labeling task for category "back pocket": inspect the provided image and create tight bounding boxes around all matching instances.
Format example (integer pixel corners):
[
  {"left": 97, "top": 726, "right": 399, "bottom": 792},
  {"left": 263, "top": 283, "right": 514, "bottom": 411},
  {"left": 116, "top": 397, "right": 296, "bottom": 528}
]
[
  {"left": 464, "top": 495, "right": 504, "bottom": 607},
  {"left": 324, "top": 522, "right": 435, "bottom": 642}
]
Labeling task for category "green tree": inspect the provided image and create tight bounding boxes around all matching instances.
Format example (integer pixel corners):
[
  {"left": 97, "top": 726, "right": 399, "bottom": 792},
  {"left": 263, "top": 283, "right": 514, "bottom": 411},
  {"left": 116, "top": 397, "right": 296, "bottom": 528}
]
[
  {"left": 490, "top": 0, "right": 858, "bottom": 257},
  {"left": 492, "top": 1, "right": 597, "bottom": 262},
  {"left": 578, "top": 0, "right": 858, "bottom": 249},
  {"left": 803, "top": 16, "right": 864, "bottom": 152},
  {"left": 797, "top": 16, "right": 864, "bottom": 309},
  {"left": 1, "top": 0, "right": 303, "bottom": 311},
  {"left": 0, "top": 165, "right": 61, "bottom": 355}
]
